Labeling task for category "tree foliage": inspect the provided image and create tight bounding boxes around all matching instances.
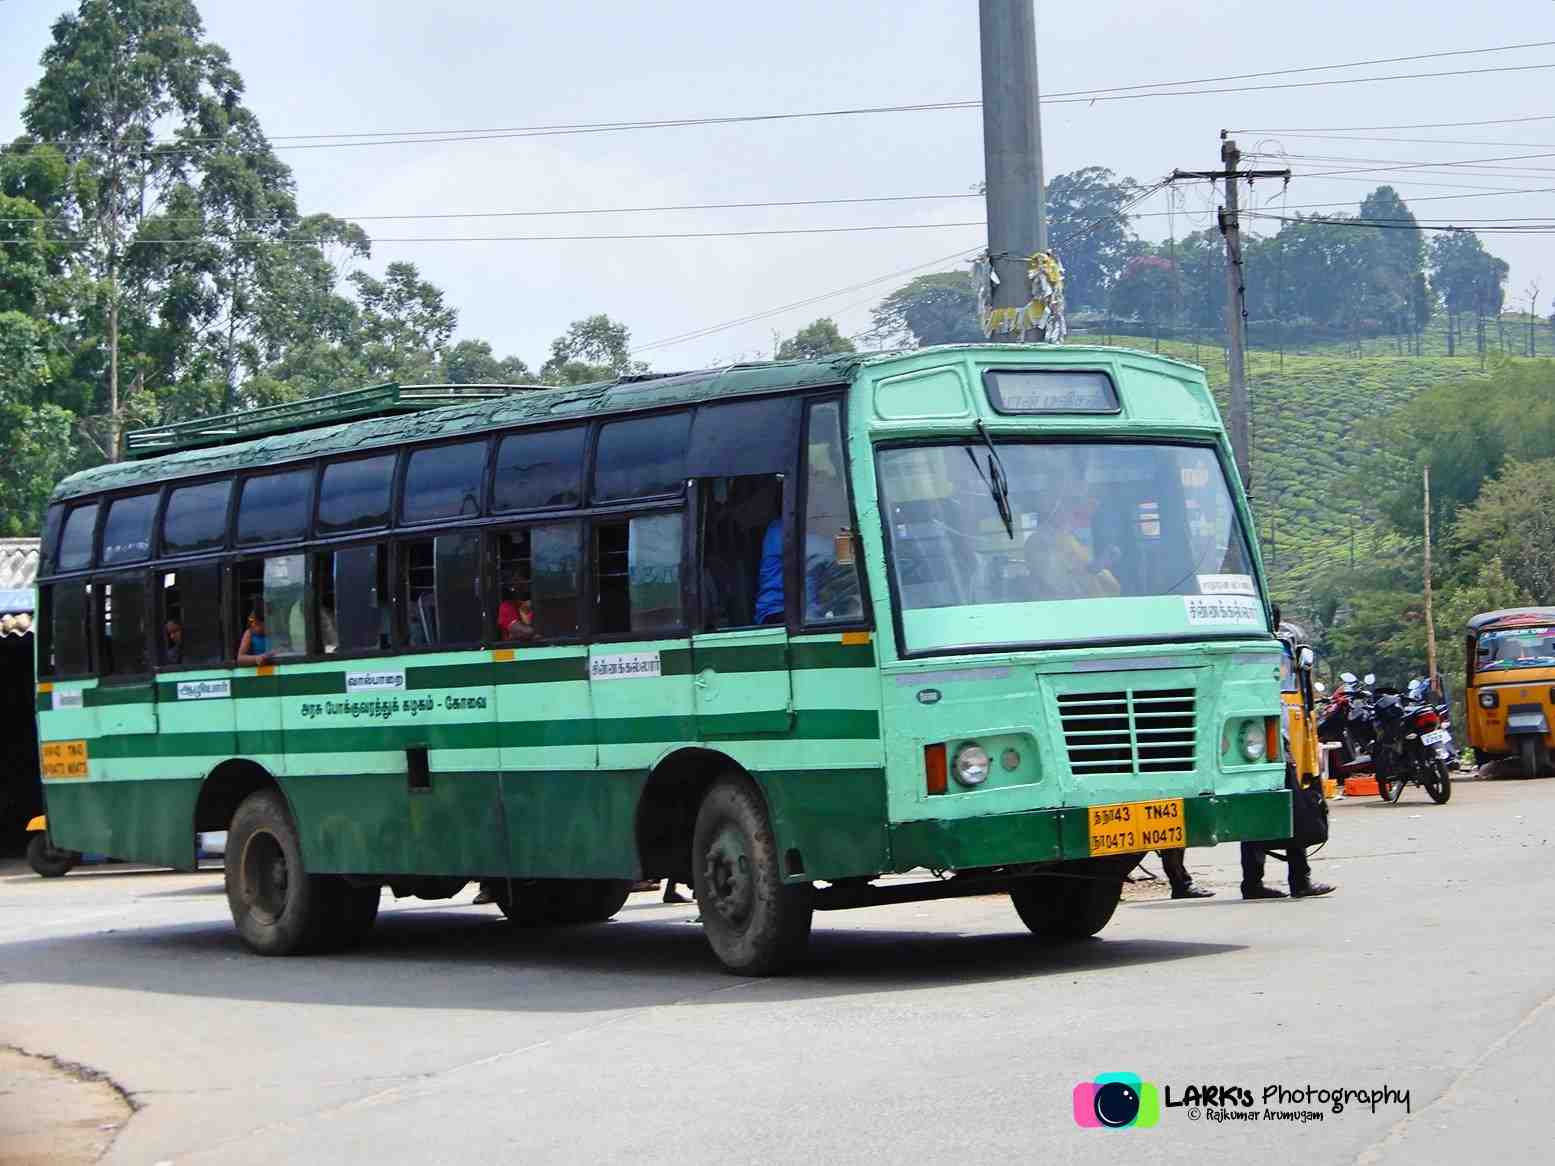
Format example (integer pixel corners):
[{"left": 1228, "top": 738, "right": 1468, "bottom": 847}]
[
  {"left": 869, "top": 271, "right": 980, "bottom": 348},
  {"left": 775, "top": 317, "right": 855, "bottom": 361}
]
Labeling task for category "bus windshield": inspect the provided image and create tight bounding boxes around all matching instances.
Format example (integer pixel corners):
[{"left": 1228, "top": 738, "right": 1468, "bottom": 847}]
[
  {"left": 1477, "top": 625, "right": 1555, "bottom": 672},
  {"left": 877, "top": 440, "right": 1260, "bottom": 653}
]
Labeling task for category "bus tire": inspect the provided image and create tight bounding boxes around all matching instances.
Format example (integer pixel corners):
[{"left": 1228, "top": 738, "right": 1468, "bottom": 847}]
[
  {"left": 1009, "top": 871, "right": 1123, "bottom": 940},
  {"left": 224, "top": 789, "right": 328, "bottom": 956},
  {"left": 692, "top": 775, "right": 812, "bottom": 976},
  {"left": 27, "top": 833, "right": 80, "bottom": 878},
  {"left": 327, "top": 881, "right": 382, "bottom": 946}
]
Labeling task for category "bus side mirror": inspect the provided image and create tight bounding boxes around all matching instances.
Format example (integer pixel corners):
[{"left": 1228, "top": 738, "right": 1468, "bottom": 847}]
[{"left": 1364, "top": 672, "right": 1376, "bottom": 686}]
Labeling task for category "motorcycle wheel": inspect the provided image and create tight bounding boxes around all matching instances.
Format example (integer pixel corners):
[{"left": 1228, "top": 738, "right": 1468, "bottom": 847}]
[
  {"left": 1384, "top": 769, "right": 1406, "bottom": 803},
  {"left": 1518, "top": 737, "right": 1545, "bottom": 779},
  {"left": 1426, "top": 758, "right": 1452, "bottom": 804}
]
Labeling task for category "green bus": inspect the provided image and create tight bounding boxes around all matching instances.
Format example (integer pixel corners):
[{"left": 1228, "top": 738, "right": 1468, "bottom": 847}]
[{"left": 33, "top": 345, "right": 1290, "bottom": 974}]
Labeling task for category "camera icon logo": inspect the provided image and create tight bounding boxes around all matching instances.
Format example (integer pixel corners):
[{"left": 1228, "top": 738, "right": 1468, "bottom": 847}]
[{"left": 1073, "top": 1073, "right": 1161, "bottom": 1129}]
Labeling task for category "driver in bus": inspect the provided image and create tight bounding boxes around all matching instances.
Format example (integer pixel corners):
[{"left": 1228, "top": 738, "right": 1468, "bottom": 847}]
[{"left": 1024, "top": 489, "right": 1121, "bottom": 601}]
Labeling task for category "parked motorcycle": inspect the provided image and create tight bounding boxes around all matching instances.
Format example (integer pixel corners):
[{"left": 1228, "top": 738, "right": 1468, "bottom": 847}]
[
  {"left": 1317, "top": 671, "right": 1378, "bottom": 775},
  {"left": 1371, "top": 684, "right": 1453, "bottom": 804}
]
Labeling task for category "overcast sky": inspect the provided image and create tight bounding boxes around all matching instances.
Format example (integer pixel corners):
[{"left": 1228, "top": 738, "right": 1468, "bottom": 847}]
[{"left": 3, "top": 1, "right": 1554, "bottom": 372}]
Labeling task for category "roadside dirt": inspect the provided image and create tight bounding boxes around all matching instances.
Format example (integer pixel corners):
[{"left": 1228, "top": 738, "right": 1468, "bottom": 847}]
[{"left": 0, "top": 1047, "right": 132, "bottom": 1165}]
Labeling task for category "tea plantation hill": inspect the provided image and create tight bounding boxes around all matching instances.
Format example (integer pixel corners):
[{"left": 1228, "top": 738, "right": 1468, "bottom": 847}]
[{"left": 1081, "top": 333, "right": 1506, "bottom": 617}]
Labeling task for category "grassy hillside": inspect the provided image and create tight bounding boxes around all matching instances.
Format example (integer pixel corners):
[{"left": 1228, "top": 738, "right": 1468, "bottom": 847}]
[{"left": 1080, "top": 333, "right": 1507, "bottom": 617}]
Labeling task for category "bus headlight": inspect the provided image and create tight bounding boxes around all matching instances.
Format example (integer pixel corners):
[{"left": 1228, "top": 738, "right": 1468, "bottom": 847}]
[
  {"left": 1240, "top": 722, "right": 1266, "bottom": 762},
  {"left": 1479, "top": 690, "right": 1498, "bottom": 708},
  {"left": 953, "top": 743, "right": 991, "bottom": 787}
]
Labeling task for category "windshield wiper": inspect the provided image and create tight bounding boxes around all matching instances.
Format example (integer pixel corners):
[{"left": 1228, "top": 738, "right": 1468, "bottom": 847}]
[{"left": 968, "top": 420, "right": 1015, "bottom": 540}]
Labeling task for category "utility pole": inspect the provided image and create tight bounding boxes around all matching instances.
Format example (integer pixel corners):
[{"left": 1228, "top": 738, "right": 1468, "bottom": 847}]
[
  {"left": 1173, "top": 137, "right": 1289, "bottom": 493},
  {"left": 1423, "top": 464, "right": 1439, "bottom": 697},
  {"left": 979, "top": 0, "right": 1047, "bottom": 336}
]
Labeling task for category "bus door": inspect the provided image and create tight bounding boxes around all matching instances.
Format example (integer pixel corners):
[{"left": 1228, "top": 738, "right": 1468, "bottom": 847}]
[
  {"left": 92, "top": 574, "right": 159, "bottom": 780},
  {"left": 152, "top": 563, "right": 235, "bottom": 780},
  {"left": 691, "top": 475, "right": 793, "bottom": 737}
]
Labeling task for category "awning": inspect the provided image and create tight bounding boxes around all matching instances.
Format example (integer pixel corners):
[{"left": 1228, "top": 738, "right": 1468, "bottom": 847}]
[{"left": 0, "top": 539, "right": 39, "bottom": 637}]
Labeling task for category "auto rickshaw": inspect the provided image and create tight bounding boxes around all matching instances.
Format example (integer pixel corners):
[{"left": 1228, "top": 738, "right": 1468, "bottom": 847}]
[
  {"left": 1464, "top": 607, "right": 1555, "bottom": 777},
  {"left": 24, "top": 815, "right": 81, "bottom": 878}
]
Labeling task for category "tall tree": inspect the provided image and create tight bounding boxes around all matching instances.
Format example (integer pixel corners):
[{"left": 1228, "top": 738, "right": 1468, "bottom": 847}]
[
  {"left": 540, "top": 314, "right": 642, "bottom": 384},
  {"left": 439, "top": 338, "right": 533, "bottom": 384},
  {"left": 22, "top": 0, "right": 246, "bottom": 459},
  {"left": 1045, "top": 167, "right": 1139, "bottom": 312},
  {"left": 348, "top": 261, "right": 458, "bottom": 382},
  {"left": 869, "top": 271, "right": 980, "bottom": 347},
  {"left": 775, "top": 317, "right": 856, "bottom": 361},
  {"left": 1429, "top": 230, "right": 1507, "bottom": 357}
]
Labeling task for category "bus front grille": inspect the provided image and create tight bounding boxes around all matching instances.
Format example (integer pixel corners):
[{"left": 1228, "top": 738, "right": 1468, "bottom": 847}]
[{"left": 1057, "top": 687, "right": 1197, "bottom": 776}]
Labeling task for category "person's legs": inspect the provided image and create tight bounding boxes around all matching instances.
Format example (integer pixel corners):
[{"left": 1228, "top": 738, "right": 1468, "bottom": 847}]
[
  {"left": 1160, "top": 848, "right": 1213, "bottom": 898},
  {"left": 1288, "top": 845, "right": 1336, "bottom": 897},
  {"left": 1241, "top": 842, "right": 1286, "bottom": 898}
]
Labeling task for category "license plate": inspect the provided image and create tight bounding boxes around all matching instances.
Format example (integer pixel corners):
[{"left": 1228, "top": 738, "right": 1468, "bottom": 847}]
[
  {"left": 1087, "top": 797, "right": 1186, "bottom": 856},
  {"left": 1421, "top": 729, "right": 1448, "bottom": 746}
]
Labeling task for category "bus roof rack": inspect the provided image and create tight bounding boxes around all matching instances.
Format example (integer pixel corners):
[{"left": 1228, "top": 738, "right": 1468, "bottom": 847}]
[{"left": 121, "top": 382, "right": 546, "bottom": 459}]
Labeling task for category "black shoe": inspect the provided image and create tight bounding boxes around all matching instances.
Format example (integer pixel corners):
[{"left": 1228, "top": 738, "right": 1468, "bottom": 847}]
[
  {"left": 1291, "top": 881, "right": 1336, "bottom": 898},
  {"left": 1171, "top": 882, "right": 1215, "bottom": 899},
  {"left": 1241, "top": 884, "right": 1288, "bottom": 900},
  {"left": 662, "top": 889, "right": 689, "bottom": 904}
]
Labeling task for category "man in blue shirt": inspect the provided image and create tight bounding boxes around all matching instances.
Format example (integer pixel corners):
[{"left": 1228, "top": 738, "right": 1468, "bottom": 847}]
[{"left": 753, "top": 518, "right": 784, "bottom": 624}]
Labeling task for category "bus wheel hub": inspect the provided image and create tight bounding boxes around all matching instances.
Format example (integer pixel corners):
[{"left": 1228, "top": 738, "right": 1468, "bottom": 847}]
[{"left": 704, "top": 826, "right": 753, "bottom": 926}]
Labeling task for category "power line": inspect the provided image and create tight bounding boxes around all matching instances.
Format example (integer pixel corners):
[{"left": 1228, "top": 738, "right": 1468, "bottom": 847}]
[
  {"left": 9, "top": 42, "right": 1555, "bottom": 154},
  {"left": 0, "top": 191, "right": 984, "bottom": 228},
  {"left": 1247, "top": 211, "right": 1555, "bottom": 233},
  {"left": 1230, "top": 113, "right": 1555, "bottom": 134}
]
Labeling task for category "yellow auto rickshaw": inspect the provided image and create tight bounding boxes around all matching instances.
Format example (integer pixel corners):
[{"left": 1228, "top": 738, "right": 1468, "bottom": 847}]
[
  {"left": 1464, "top": 607, "right": 1555, "bottom": 777},
  {"left": 24, "top": 815, "right": 81, "bottom": 878}
]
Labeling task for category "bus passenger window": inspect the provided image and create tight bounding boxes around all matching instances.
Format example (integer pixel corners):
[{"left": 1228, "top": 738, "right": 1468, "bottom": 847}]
[
  {"left": 401, "top": 534, "right": 482, "bottom": 647},
  {"left": 162, "top": 480, "right": 230, "bottom": 555},
  {"left": 318, "top": 454, "right": 395, "bottom": 533},
  {"left": 801, "top": 402, "right": 863, "bottom": 624},
  {"left": 50, "top": 581, "right": 92, "bottom": 675},
  {"left": 160, "top": 564, "right": 222, "bottom": 667},
  {"left": 57, "top": 503, "right": 99, "bottom": 572},
  {"left": 494, "top": 523, "right": 582, "bottom": 642},
  {"left": 322, "top": 545, "right": 389, "bottom": 652},
  {"left": 402, "top": 440, "right": 486, "bottom": 524},
  {"left": 236, "top": 470, "right": 311, "bottom": 546},
  {"left": 698, "top": 476, "right": 783, "bottom": 629},
  {"left": 100, "top": 576, "right": 149, "bottom": 677},
  {"left": 101, "top": 492, "right": 156, "bottom": 564},
  {"left": 593, "top": 413, "right": 691, "bottom": 501},
  {"left": 235, "top": 555, "right": 306, "bottom": 660},
  {"left": 594, "top": 514, "right": 683, "bottom": 635}
]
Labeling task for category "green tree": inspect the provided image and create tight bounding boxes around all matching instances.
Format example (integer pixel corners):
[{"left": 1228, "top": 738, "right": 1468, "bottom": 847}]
[
  {"left": 1429, "top": 231, "right": 1508, "bottom": 356},
  {"left": 540, "top": 314, "right": 642, "bottom": 384},
  {"left": 1451, "top": 458, "right": 1555, "bottom": 605},
  {"left": 0, "top": 403, "right": 76, "bottom": 536},
  {"left": 439, "top": 339, "right": 533, "bottom": 384},
  {"left": 775, "top": 317, "right": 855, "bottom": 361},
  {"left": 1107, "top": 253, "right": 1179, "bottom": 327},
  {"left": 22, "top": 0, "right": 248, "bottom": 458},
  {"left": 1045, "top": 167, "right": 1139, "bottom": 312},
  {"left": 348, "top": 261, "right": 458, "bottom": 382},
  {"left": 869, "top": 270, "right": 980, "bottom": 347}
]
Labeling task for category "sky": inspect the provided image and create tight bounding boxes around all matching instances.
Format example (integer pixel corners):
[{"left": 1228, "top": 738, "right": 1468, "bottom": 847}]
[{"left": 3, "top": 1, "right": 1555, "bottom": 373}]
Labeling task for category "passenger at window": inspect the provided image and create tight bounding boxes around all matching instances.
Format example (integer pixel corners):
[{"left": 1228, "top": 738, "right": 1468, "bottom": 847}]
[
  {"left": 498, "top": 593, "right": 539, "bottom": 642},
  {"left": 237, "top": 609, "right": 275, "bottom": 666},
  {"left": 164, "top": 620, "right": 182, "bottom": 664},
  {"left": 753, "top": 518, "right": 784, "bottom": 624}
]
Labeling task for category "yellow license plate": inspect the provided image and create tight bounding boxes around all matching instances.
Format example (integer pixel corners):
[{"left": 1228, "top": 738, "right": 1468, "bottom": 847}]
[
  {"left": 1087, "top": 797, "right": 1186, "bottom": 856},
  {"left": 40, "top": 739, "right": 89, "bottom": 780}
]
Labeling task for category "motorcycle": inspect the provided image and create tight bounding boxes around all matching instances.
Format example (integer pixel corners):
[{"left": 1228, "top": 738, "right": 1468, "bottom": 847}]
[
  {"left": 1317, "top": 671, "right": 1378, "bottom": 776},
  {"left": 1371, "top": 685, "right": 1454, "bottom": 805}
]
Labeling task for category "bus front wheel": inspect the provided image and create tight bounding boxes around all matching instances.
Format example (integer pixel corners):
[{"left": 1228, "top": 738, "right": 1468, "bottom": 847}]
[
  {"left": 1009, "top": 869, "right": 1123, "bottom": 940},
  {"left": 692, "top": 776, "right": 812, "bottom": 976},
  {"left": 225, "top": 789, "right": 331, "bottom": 956}
]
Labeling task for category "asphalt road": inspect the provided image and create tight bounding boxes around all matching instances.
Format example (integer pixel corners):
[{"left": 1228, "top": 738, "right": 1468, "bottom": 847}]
[{"left": 3, "top": 777, "right": 1552, "bottom": 1165}]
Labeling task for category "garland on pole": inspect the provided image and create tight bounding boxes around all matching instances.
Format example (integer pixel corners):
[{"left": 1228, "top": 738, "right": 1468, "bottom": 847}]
[{"left": 975, "top": 250, "right": 1066, "bottom": 342}]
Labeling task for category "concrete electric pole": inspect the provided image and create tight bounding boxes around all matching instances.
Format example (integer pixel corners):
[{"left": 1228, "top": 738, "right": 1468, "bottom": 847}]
[
  {"left": 979, "top": 0, "right": 1047, "bottom": 337},
  {"left": 1173, "top": 138, "right": 1290, "bottom": 493}
]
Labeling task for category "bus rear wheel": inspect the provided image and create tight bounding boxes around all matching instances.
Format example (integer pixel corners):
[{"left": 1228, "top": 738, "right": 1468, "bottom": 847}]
[
  {"left": 225, "top": 789, "right": 331, "bottom": 956},
  {"left": 692, "top": 775, "right": 812, "bottom": 976},
  {"left": 1009, "top": 868, "right": 1124, "bottom": 940}
]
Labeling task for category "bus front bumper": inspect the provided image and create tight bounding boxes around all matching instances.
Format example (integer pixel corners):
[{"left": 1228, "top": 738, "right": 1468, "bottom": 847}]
[{"left": 887, "top": 789, "right": 1292, "bottom": 873}]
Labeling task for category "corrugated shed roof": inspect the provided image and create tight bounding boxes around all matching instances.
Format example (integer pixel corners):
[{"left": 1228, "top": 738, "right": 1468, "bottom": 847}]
[{"left": 0, "top": 538, "right": 39, "bottom": 636}]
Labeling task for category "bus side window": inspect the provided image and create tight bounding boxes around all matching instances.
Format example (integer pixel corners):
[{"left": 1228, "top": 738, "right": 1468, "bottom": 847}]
[
  {"left": 99, "top": 575, "right": 150, "bottom": 678},
  {"left": 493, "top": 523, "right": 582, "bottom": 642},
  {"left": 50, "top": 581, "right": 92, "bottom": 676},
  {"left": 801, "top": 401, "right": 863, "bottom": 624},
  {"left": 321, "top": 545, "right": 388, "bottom": 652},
  {"left": 160, "top": 564, "right": 222, "bottom": 667},
  {"left": 235, "top": 555, "right": 306, "bottom": 658},
  {"left": 594, "top": 514, "right": 683, "bottom": 635},
  {"left": 698, "top": 476, "right": 782, "bottom": 630},
  {"left": 400, "top": 533, "right": 482, "bottom": 647}
]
